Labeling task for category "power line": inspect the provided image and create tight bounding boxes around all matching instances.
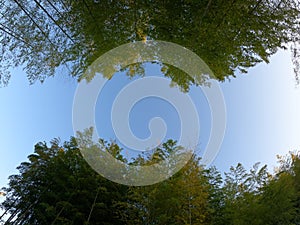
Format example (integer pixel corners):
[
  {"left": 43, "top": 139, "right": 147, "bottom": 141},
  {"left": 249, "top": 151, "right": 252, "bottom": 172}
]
[
  {"left": 0, "top": 23, "right": 34, "bottom": 49},
  {"left": 45, "top": 0, "right": 64, "bottom": 18},
  {"left": 0, "top": 4, "right": 34, "bottom": 49},
  {"left": 33, "top": 0, "right": 75, "bottom": 44},
  {"left": 12, "top": 0, "right": 57, "bottom": 48},
  {"left": 57, "top": 0, "right": 69, "bottom": 12},
  {"left": 8, "top": 0, "right": 75, "bottom": 78}
]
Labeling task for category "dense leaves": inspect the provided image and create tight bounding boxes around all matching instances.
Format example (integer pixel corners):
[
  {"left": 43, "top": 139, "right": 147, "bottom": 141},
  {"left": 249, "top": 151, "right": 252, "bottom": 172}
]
[
  {"left": 1, "top": 138, "right": 300, "bottom": 224},
  {"left": 0, "top": 0, "right": 300, "bottom": 88},
  {"left": 0, "top": 138, "right": 129, "bottom": 224}
]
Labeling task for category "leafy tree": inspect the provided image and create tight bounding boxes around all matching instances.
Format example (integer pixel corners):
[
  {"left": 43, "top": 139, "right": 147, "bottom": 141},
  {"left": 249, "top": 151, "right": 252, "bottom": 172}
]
[
  {"left": 0, "top": 0, "right": 300, "bottom": 88},
  {"left": 205, "top": 166, "right": 226, "bottom": 225},
  {"left": 1, "top": 135, "right": 300, "bottom": 225},
  {"left": 219, "top": 156, "right": 300, "bottom": 225},
  {"left": 0, "top": 138, "right": 130, "bottom": 224},
  {"left": 0, "top": 136, "right": 212, "bottom": 224},
  {"left": 272, "top": 152, "right": 300, "bottom": 224},
  {"left": 126, "top": 155, "right": 211, "bottom": 225}
]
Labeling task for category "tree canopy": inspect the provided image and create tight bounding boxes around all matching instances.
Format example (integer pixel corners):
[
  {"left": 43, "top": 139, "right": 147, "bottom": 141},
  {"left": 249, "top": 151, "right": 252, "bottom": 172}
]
[
  {"left": 0, "top": 0, "right": 300, "bottom": 88},
  {"left": 1, "top": 138, "right": 300, "bottom": 224}
]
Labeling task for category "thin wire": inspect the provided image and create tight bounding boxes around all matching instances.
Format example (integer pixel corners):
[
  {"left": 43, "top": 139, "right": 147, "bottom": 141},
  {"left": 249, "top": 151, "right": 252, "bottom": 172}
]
[
  {"left": 0, "top": 24, "right": 33, "bottom": 49},
  {"left": 45, "top": 0, "right": 74, "bottom": 31},
  {"left": 57, "top": 0, "right": 69, "bottom": 12},
  {"left": 39, "top": 0, "right": 81, "bottom": 78},
  {"left": 12, "top": 0, "right": 57, "bottom": 47},
  {"left": 45, "top": 0, "right": 64, "bottom": 18},
  {"left": 0, "top": 3, "right": 38, "bottom": 52},
  {"left": 14, "top": 0, "right": 75, "bottom": 78},
  {"left": 0, "top": 4, "right": 34, "bottom": 49},
  {"left": 86, "top": 186, "right": 100, "bottom": 224},
  {"left": 33, "top": 0, "right": 75, "bottom": 44}
]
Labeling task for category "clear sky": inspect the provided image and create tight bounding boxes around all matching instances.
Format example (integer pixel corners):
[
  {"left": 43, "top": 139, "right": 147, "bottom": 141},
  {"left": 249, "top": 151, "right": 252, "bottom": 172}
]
[{"left": 0, "top": 48, "right": 300, "bottom": 191}]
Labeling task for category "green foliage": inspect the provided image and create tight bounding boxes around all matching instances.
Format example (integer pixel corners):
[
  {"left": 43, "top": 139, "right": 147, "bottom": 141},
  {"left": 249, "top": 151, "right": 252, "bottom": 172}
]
[
  {"left": 0, "top": 138, "right": 128, "bottom": 224},
  {"left": 1, "top": 138, "right": 300, "bottom": 224},
  {"left": 1, "top": 0, "right": 300, "bottom": 87},
  {"left": 128, "top": 155, "right": 210, "bottom": 225},
  {"left": 220, "top": 154, "right": 300, "bottom": 225}
]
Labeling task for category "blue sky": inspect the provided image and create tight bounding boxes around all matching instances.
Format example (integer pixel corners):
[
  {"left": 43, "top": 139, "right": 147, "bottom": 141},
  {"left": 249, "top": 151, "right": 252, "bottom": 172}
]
[
  {"left": 0, "top": 48, "right": 300, "bottom": 190},
  {"left": 93, "top": 63, "right": 211, "bottom": 157}
]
